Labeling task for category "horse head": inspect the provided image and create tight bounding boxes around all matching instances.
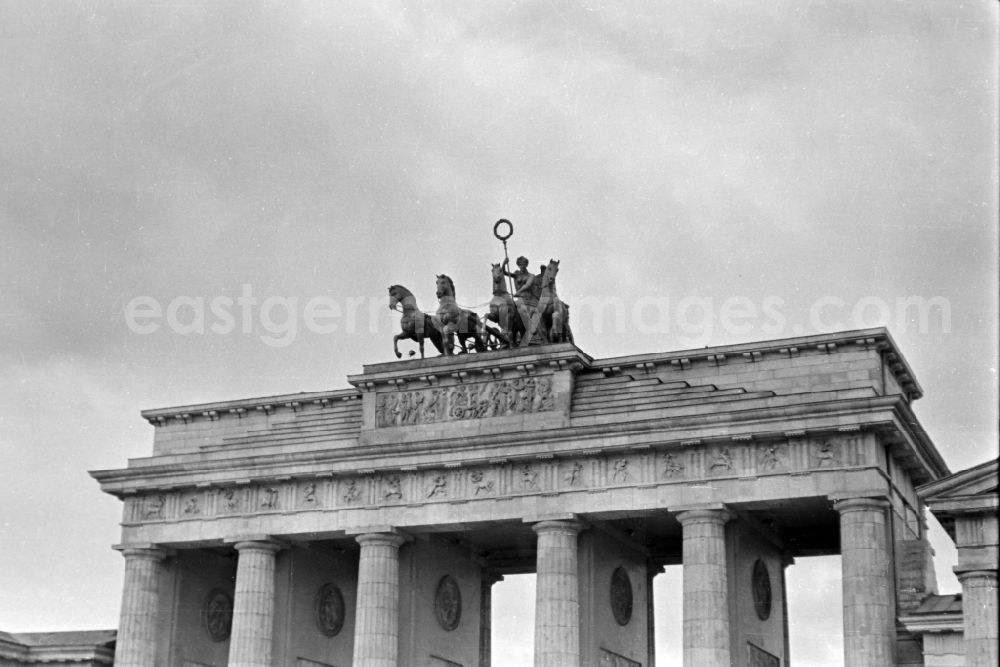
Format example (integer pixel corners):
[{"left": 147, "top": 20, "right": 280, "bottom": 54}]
[
  {"left": 388, "top": 284, "right": 413, "bottom": 311},
  {"left": 542, "top": 259, "right": 560, "bottom": 290},
  {"left": 435, "top": 274, "right": 456, "bottom": 299}
]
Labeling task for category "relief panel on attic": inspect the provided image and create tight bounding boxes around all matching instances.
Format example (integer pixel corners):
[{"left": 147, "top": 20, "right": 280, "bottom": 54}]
[{"left": 374, "top": 376, "right": 555, "bottom": 427}]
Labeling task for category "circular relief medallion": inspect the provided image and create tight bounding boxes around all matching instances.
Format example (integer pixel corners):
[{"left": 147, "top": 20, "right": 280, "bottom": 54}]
[
  {"left": 203, "top": 588, "right": 233, "bottom": 642},
  {"left": 610, "top": 567, "right": 633, "bottom": 626},
  {"left": 752, "top": 559, "right": 772, "bottom": 621},
  {"left": 434, "top": 575, "right": 462, "bottom": 631},
  {"left": 315, "top": 583, "right": 346, "bottom": 637}
]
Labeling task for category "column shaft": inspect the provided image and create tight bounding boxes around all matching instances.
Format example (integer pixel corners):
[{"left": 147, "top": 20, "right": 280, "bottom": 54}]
[
  {"left": 114, "top": 547, "right": 166, "bottom": 667},
  {"left": 834, "top": 497, "right": 894, "bottom": 667},
  {"left": 958, "top": 570, "right": 999, "bottom": 667},
  {"left": 229, "top": 540, "right": 282, "bottom": 667},
  {"left": 353, "top": 533, "right": 405, "bottom": 667},
  {"left": 677, "top": 509, "right": 732, "bottom": 667},
  {"left": 533, "top": 520, "right": 583, "bottom": 667},
  {"left": 479, "top": 573, "right": 502, "bottom": 667}
]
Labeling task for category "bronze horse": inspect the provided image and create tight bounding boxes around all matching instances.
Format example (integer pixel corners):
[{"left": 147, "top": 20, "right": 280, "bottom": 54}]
[
  {"left": 486, "top": 263, "right": 522, "bottom": 348},
  {"left": 539, "top": 259, "right": 573, "bottom": 344},
  {"left": 435, "top": 274, "right": 487, "bottom": 355},
  {"left": 388, "top": 284, "right": 444, "bottom": 359}
]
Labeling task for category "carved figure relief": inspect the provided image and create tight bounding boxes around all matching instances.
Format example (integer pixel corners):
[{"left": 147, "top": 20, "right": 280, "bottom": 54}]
[
  {"left": 611, "top": 458, "right": 630, "bottom": 483},
  {"left": 758, "top": 445, "right": 783, "bottom": 472},
  {"left": 203, "top": 589, "right": 233, "bottom": 642},
  {"left": 183, "top": 495, "right": 201, "bottom": 515},
  {"left": 427, "top": 474, "right": 448, "bottom": 498},
  {"left": 301, "top": 482, "right": 317, "bottom": 505},
  {"left": 519, "top": 464, "right": 539, "bottom": 490},
  {"left": 709, "top": 448, "right": 734, "bottom": 472},
  {"left": 663, "top": 453, "right": 684, "bottom": 478},
  {"left": 314, "top": 583, "right": 346, "bottom": 637},
  {"left": 815, "top": 439, "right": 839, "bottom": 467},
  {"left": 260, "top": 487, "right": 279, "bottom": 509},
  {"left": 610, "top": 567, "right": 633, "bottom": 626},
  {"left": 143, "top": 494, "right": 166, "bottom": 520},
  {"left": 470, "top": 470, "right": 494, "bottom": 495},
  {"left": 383, "top": 475, "right": 403, "bottom": 500},
  {"left": 752, "top": 559, "right": 772, "bottom": 620},
  {"left": 434, "top": 575, "right": 462, "bottom": 631},
  {"left": 222, "top": 489, "right": 240, "bottom": 513},
  {"left": 375, "top": 376, "right": 555, "bottom": 427},
  {"left": 342, "top": 480, "right": 361, "bottom": 504},
  {"left": 565, "top": 462, "right": 584, "bottom": 486}
]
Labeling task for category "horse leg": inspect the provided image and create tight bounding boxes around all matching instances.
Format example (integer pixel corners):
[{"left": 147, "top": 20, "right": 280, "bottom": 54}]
[
  {"left": 393, "top": 333, "right": 404, "bottom": 359},
  {"left": 470, "top": 314, "right": 487, "bottom": 353},
  {"left": 442, "top": 324, "right": 456, "bottom": 355}
]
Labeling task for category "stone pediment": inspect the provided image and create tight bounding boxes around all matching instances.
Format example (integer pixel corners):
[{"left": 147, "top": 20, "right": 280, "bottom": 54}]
[
  {"left": 919, "top": 458, "right": 998, "bottom": 501},
  {"left": 918, "top": 458, "right": 998, "bottom": 531}
]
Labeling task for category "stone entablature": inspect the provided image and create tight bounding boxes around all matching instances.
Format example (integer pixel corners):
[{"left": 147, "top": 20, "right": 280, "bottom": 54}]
[{"left": 125, "top": 433, "right": 873, "bottom": 526}]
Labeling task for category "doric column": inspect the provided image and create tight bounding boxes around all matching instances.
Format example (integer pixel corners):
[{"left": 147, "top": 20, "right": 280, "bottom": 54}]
[
  {"left": 353, "top": 532, "right": 405, "bottom": 667},
  {"left": 676, "top": 508, "right": 732, "bottom": 667},
  {"left": 647, "top": 563, "right": 664, "bottom": 667},
  {"left": 957, "top": 570, "right": 998, "bottom": 667},
  {"left": 834, "top": 497, "right": 894, "bottom": 667},
  {"left": 114, "top": 545, "right": 167, "bottom": 667},
  {"left": 532, "top": 519, "right": 583, "bottom": 667},
  {"left": 228, "top": 539, "right": 283, "bottom": 667},
  {"left": 480, "top": 572, "right": 503, "bottom": 667}
]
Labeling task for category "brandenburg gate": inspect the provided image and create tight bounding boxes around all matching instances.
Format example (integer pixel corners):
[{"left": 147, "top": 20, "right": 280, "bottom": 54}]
[{"left": 92, "top": 327, "right": 950, "bottom": 666}]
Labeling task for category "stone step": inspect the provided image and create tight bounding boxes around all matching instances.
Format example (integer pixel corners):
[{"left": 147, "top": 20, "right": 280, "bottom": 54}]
[
  {"left": 570, "top": 390, "right": 775, "bottom": 417},
  {"left": 573, "top": 382, "right": 722, "bottom": 401},
  {"left": 572, "top": 386, "right": 747, "bottom": 408},
  {"left": 570, "top": 392, "right": 780, "bottom": 424},
  {"left": 573, "top": 377, "right": 689, "bottom": 393}
]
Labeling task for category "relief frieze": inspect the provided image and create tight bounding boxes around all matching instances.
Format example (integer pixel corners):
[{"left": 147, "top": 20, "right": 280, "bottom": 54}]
[
  {"left": 564, "top": 461, "right": 585, "bottom": 487},
  {"left": 470, "top": 469, "right": 495, "bottom": 495},
  {"left": 757, "top": 444, "right": 785, "bottom": 472},
  {"left": 375, "top": 376, "right": 555, "bottom": 427},
  {"left": 126, "top": 433, "right": 874, "bottom": 524},
  {"left": 661, "top": 453, "right": 684, "bottom": 478}
]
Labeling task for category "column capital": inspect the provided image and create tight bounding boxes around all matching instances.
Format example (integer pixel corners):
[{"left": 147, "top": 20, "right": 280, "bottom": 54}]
[
  {"left": 531, "top": 518, "right": 585, "bottom": 536},
  {"left": 355, "top": 532, "right": 406, "bottom": 549},
  {"left": 956, "top": 569, "right": 999, "bottom": 584},
  {"left": 113, "top": 544, "right": 168, "bottom": 561},
  {"left": 674, "top": 505, "right": 734, "bottom": 527},
  {"left": 831, "top": 495, "right": 890, "bottom": 514},
  {"left": 227, "top": 536, "right": 286, "bottom": 553}
]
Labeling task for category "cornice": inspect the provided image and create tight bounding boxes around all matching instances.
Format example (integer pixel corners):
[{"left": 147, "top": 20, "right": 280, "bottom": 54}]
[
  {"left": 898, "top": 612, "right": 964, "bottom": 634},
  {"left": 140, "top": 387, "right": 361, "bottom": 425},
  {"left": 918, "top": 458, "right": 998, "bottom": 501}
]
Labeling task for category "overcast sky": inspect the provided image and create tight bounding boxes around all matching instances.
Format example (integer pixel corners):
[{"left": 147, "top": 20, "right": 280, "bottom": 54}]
[{"left": 0, "top": 2, "right": 996, "bottom": 665}]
